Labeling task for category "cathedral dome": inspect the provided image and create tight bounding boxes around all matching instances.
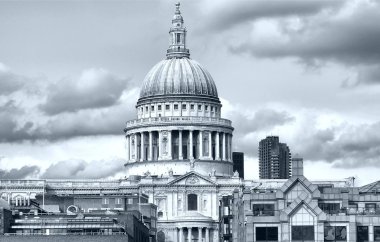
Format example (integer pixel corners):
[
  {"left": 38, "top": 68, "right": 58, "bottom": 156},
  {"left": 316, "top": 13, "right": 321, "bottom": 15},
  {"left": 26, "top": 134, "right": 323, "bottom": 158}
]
[{"left": 139, "top": 58, "right": 218, "bottom": 100}]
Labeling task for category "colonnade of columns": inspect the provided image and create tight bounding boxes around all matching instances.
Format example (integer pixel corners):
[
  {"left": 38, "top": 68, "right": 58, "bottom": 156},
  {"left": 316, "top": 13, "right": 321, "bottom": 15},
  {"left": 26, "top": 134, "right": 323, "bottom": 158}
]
[
  {"left": 13, "top": 196, "right": 31, "bottom": 207},
  {"left": 126, "top": 129, "right": 232, "bottom": 162},
  {"left": 177, "top": 227, "right": 212, "bottom": 242}
]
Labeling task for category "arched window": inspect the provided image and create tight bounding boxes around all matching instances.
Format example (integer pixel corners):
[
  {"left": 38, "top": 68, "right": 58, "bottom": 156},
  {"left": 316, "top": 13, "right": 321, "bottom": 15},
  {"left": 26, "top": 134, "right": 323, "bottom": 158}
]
[{"left": 188, "top": 194, "right": 198, "bottom": 211}]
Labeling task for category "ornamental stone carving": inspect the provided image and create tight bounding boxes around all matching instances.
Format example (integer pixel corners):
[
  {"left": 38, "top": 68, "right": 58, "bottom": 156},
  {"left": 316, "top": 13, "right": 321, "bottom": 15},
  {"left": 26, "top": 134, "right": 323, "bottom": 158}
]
[{"left": 186, "top": 176, "right": 199, "bottom": 184}]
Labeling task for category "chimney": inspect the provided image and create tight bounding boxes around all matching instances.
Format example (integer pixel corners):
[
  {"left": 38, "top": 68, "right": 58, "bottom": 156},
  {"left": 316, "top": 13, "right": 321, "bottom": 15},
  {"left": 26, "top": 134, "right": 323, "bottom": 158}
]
[{"left": 291, "top": 155, "right": 304, "bottom": 177}]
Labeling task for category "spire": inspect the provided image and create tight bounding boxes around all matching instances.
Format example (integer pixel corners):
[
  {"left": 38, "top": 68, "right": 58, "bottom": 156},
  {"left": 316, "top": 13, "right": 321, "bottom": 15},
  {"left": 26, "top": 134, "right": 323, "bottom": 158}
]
[{"left": 166, "top": 2, "right": 190, "bottom": 59}]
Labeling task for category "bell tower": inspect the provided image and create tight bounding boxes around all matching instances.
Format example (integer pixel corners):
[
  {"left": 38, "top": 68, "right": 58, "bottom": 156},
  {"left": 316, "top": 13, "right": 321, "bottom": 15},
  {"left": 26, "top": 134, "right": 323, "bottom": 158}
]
[{"left": 167, "top": 2, "right": 190, "bottom": 58}]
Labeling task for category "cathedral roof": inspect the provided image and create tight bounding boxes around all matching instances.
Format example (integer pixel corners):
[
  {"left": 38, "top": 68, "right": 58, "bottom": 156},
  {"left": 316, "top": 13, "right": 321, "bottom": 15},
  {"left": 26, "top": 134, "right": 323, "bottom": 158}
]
[
  {"left": 139, "top": 58, "right": 218, "bottom": 100},
  {"left": 138, "top": 3, "right": 219, "bottom": 101}
]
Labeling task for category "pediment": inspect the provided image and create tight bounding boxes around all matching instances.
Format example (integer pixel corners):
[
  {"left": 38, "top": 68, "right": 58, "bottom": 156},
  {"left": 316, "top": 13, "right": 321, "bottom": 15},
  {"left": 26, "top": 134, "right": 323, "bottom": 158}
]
[{"left": 167, "top": 172, "right": 218, "bottom": 186}]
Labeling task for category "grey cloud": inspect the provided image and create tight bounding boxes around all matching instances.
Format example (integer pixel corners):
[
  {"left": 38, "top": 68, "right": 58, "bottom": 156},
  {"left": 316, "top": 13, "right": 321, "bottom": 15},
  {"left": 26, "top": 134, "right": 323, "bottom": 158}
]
[
  {"left": 356, "top": 65, "right": 380, "bottom": 85},
  {"left": 226, "top": 1, "right": 380, "bottom": 86},
  {"left": 229, "top": 108, "right": 294, "bottom": 134},
  {"left": 41, "top": 158, "right": 125, "bottom": 179},
  {"left": 201, "top": 0, "right": 344, "bottom": 32},
  {"left": 294, "top": 121, "right": 380, "bottom": 168},
  {"left": 0, "top": 166, "right": 40, "bottom": 179},
  {"left": 0, "top": 65, "right": 137, "bottom": 143},
  {"left": 0, "top": 64, "right": 25, "bottom": 95},
  {"left": 40, "top": 68, "right": 130, "bottom": 115},
  {"left": 0, "top": 100, "right": 35, "bottom": 142},
  {"left": 230, "top": 3, "right": 380, "bottom": 65},
  {"left": 0, "top": 101, "right": 135, "bottom": 142},
  {"left": 227, "top": 108, "right": 294, "bottom": 156}
]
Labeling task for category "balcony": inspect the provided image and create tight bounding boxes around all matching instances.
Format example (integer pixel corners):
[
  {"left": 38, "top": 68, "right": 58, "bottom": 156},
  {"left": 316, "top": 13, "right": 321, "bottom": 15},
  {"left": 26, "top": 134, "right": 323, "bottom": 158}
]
[{"left": 125, "top": 116, "right": 232, "bottom": 129}]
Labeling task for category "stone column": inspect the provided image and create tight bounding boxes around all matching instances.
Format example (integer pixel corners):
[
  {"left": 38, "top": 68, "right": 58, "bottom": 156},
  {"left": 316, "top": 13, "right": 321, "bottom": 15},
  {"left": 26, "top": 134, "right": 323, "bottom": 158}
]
[
  {"left": 198, "top": 227, "right": 202, "bottom": 242},
  {"left": 189, "top": 130, "right": 194, "bottom": 160},
  {"left": 205, "top": 228, "right": 209, "bottom": 242},
  {"left": 188, "top": 227, "right": 192, "bottom": 242},
  {"left": 168, "top": 130, "right": 172, "bottom": 159},
  {"left": 140, "top": 132, "right": 144, "bottom": 161},
  {"left": 216, "top": 132, "right": 220, "bottom": 160},
  {"left": 158, "top": 131, "right": 162, "bottom": 159},
  {"left": 134, "top": 134, "right": 138, "bottom": 161},
  {"left": 126, "top": 135, "right": 130, "bottom": 161},
  {"left": 369, "top": 225, "right": 374, "bottom": 242},
  {"left": 129, "top": 135, "right": 133, "bottom": 161},
  {"left": 179, "top": 227, "right": 184, "bottom": 242},
  {"left": 222, "top": 132, "right": 226, "bottom": 161},
  {"left": 226, "top": 133, "right": 230, "bottom": 161},
  {"left": 149, "top": 131, "right": 153, "bottom": 161},
  {"left": 179, "top": 130, "right": 183, "bottom": 160},
  {"left": 229, "top": 133, "right": 232, "bottom": 161},
  {"left": 199, "top": 131, "right": 203, "bottom": 159},
  {"left": 208, "top": 132, "right": 212, "bottom": 159}
]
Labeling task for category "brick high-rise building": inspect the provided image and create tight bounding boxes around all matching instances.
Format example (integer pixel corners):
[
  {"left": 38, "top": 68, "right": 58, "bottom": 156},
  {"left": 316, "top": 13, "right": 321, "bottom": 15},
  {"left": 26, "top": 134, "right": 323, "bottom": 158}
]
[{"left": 259, "top": 136, "right": 291, "bottom": 179}]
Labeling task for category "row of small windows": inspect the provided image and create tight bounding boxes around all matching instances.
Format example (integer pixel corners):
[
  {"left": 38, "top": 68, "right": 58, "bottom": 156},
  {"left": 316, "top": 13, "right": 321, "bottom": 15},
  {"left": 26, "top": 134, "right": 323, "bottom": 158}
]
[
  {"left": 255, "top": 225, "right": 380, "bottom": 242},
  {"left": 140, "top": 104, "right": 218, "bottom": 113}
]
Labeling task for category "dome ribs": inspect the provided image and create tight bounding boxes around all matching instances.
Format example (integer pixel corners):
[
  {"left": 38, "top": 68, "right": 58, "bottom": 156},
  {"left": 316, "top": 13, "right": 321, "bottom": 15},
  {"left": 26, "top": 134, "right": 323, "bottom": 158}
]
[{"left": 138, "top": 57, "right": 219, "bottom": 101}]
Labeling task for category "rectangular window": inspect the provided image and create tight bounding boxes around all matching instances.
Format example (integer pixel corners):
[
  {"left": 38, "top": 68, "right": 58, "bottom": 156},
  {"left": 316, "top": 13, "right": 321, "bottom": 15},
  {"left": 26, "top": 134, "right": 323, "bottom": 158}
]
[
  {"left": 176, "top": 33, "right": 181, "bottom": 44},
  {"left": 198, "top": 104, "right": 202, "bottom": 111},
  {"left": 319, "top": 203, "right": 340, "bottom": 214},
  {"left": 324, "top": 226, "right": 347, "bottom": 241},
  {"left": 292, "top": 226, "right": 314, "bottom": 241},
  {"left": 357, "top": 226, "right": 369, "bottom": 242},
  {"left": 128, "top": 198, "right": 134, "bottom": 205},
  {"left": 158, "top": 105, "right": 162, "bottom": 111},
  {"left": 102, "top": 198, "right": 109, "bottom": 205},
  {"left": 145, "top": 106, "right": 148, "bottom": 112},
  {"left": 252, "top": 204, "right": 275, "bottom": 216},
  {"left": 190, "top": 104, "right": 195, "bottom": 110},
  {"left": 256, "top": 227, "right": 278, "bottom": 241},
  {"left": 374, "top": 226, "right": 380, "bottom": 241},
  {"left": 211, "top": 106, "right": 214, "bottom": 111},
  {"left": 174, "top": 104, "right": 179, "bottom": 110},
  {"left": 151, "top": 105, "right": 155, "bottom": 111},
  {"left": 205, "top": 105, "right": 208, "bottom": 111},
  {"left": 365, "top": 203, "right": 376, "bottom": 214},
  {"left": 165, "top": 104, "right": 170, "bottom": 111},
  {"left": 182, "top": 104, "right": 187, "bottom": 110},
  {"left": 115, "top": 198, "right": 122, "bottom": 205}
]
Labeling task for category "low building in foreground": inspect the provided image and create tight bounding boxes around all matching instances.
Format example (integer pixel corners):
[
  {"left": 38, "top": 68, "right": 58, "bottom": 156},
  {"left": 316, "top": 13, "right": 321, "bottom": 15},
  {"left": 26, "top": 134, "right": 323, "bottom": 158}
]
[{"left": 221, "top": 158, "right": 380, "bottom": 242}]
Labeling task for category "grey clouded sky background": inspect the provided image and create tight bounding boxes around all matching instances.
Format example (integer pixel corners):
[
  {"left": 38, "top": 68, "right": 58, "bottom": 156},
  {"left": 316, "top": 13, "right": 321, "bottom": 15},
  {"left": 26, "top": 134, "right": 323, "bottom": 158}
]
[{"left": 1, "top": 0, "right": 380, "bottom": 185}]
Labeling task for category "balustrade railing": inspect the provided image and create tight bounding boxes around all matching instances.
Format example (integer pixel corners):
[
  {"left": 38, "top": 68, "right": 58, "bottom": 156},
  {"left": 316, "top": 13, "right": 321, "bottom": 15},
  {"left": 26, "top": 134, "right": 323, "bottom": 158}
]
[{"left": 126, "top": 116, "right": 232, "bottom": 128}]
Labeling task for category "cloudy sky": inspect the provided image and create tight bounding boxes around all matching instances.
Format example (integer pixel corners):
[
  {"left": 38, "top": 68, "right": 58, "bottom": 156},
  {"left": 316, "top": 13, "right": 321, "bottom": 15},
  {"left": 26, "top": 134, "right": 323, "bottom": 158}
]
[{"left": 1, "top": 0, "right": 380, "bottom": 185}]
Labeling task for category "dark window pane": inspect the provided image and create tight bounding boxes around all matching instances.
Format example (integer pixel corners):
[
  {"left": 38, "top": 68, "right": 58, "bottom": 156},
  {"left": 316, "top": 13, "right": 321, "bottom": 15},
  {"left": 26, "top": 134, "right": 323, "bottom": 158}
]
[
  {"left": 357, "top": 226, "right": 369, "bottom": 242},
  {"left": 292, "top": 226, "right": 303, "bottom": 240},
  {"left": 252, "top": 204, "right": 275, "bottom": 216},
  {"left": 324, "top": 226, "right": 347, "bottom": 242},
  {"left": 256, "top": 227, "right": 267, "bottom": 241},
  {"left": 324, "top": 226, "right": 335, "bottom": 241},
  {"left": 188, "top": 194, "right": 197, "bottom": 211},
  {"left": 374, "top": 226, "right": 380, "bottom": 241},
  {"left": 256, "top": 227, "right": 278, "bottom": 241},
  {"left": 303, "top": 226, "right": 314, "bottom": 240},
  {"left": 292, "top": 226, "right": 314, "bottom": 241},
  {"left": 336, "top": 226, "right": 347, "bottom": 241},
  {"left": 267, "top": 227, "right": 278, "bottom": 240}
]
